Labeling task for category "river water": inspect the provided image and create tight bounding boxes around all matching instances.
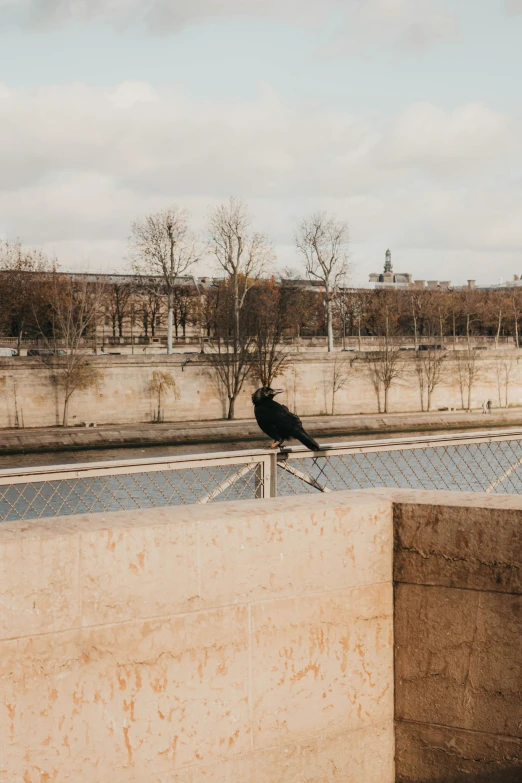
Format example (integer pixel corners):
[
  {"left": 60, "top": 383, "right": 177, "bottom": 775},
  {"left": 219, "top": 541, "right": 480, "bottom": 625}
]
[{"left": 0, "top": 429, "right": 440, "bottom": 470}]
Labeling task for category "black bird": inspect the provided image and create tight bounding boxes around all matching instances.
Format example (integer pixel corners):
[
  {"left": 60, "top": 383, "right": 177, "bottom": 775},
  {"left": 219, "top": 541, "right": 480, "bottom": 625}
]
[{"left": 252, "top": 386, "right": 321, "bottom": 451}]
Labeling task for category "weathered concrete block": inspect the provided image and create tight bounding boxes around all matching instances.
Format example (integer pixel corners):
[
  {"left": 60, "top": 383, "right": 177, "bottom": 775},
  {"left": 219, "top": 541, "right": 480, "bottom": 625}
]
[
  {"left": 197, "top": 494, "right": 392, "bottom": 607},
  {"left": 81, "top": 513, "right": 200, "bottom": 626},
  {"left": 394, "top": 500, "right": 522, "bottom": 594},
  {"left": 0, "top": 521, "right": 80, "bottom": 640},
  {"left": 395, "top": 583, "right": 522, "bottom": 736},
  {"left": 0, "top": 491, "right": 395, "bottom": 782},
  {"left": 0, "top": 606, "right": 251, "bottom": 781},
  {"left": 253, "top": 722, "right": 394, "bottom": 783},
  {"left": 395, "top": 720, "right": 522, "bottom": 782},
  {"left": 251, "top": 582, "right": 393, "bottom": 748}
]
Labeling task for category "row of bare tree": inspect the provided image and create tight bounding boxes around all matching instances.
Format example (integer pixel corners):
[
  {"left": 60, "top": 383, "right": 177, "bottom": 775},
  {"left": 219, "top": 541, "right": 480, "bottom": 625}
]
[
  {"left": 128, "top": 199, "right": 350, "bottom": 355},
  {"left": 4, "top": 198, "right": 522, "bottom": 423}
]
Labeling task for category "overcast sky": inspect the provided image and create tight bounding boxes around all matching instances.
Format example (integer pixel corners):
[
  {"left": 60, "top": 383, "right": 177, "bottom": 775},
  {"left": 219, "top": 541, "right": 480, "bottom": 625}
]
[{"left": 1, "top": 1, "right": 522, "bottom": 285}]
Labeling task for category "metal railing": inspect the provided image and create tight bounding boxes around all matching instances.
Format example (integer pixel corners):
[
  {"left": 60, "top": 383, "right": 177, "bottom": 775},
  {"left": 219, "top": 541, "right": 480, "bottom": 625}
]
[{"left": 1, "top": 428, "right": 522, "bottom": 522}]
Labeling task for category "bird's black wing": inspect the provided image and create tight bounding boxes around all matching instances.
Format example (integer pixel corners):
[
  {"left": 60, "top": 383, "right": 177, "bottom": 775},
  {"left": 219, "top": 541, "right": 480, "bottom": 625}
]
[
  {"left": 270, "top": 401, "right": 320, "bottom": 451},
  {"left": 269, "top": 400, "right": 304, "bottom": 432},
  {"left": 254, "top": 406, "right": 283, "bottom": 441}
]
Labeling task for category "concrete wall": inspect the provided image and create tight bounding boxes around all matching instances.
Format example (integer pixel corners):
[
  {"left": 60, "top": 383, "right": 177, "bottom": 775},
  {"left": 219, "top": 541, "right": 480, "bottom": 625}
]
[
  {"left": 1, "top": 351, "right": 522, "bottom": 429},
  {"left": 1, "top": 489, "right": 520, "bottom": 782},
  {"left": 0, "top": 492, "right": 394, "bottom": 783},
  {"left": 392, "top": 491, "right": 522, "bottom": 783}
]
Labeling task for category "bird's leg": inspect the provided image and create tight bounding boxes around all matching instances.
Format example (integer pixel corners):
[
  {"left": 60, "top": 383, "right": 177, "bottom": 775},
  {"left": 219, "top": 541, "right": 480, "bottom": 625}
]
[{"left": 270, "top": 441, "right": 278, "bottom": 449}]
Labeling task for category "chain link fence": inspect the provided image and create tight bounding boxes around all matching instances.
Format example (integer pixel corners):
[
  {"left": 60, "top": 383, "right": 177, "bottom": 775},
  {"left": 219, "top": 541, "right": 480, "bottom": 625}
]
[{"left": 1, "top": 430, "right": 522, "bottom": 523}]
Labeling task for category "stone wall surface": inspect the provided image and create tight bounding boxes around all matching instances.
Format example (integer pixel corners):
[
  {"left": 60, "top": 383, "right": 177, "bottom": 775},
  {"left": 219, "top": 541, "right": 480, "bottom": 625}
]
[
  {"left": 0, "top": 492, "right": 394, "bottom": 783},
  {"left": 1, "top": 488, "right": 520, "bottom": 782},
  {"left": 392, "top": 491, "right": 522, "bottom": 783},
  {"left": 1, "top": 351, "right": 521, "bottom": 429}
]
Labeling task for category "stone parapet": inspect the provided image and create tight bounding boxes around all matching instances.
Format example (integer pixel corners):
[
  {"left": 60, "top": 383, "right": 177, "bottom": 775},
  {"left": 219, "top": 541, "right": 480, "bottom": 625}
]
[
  {"left": 0, "top": 492, "right": 394, "bottom": 782},
  {"left": 0, "top": 489, "right": 520, "bottom": 781}
]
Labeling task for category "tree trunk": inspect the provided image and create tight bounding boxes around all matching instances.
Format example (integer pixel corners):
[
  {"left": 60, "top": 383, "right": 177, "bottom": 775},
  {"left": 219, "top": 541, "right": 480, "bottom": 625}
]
[
  {"left": 167, "top": 292, "right": 173, "bottom": 354},
  {"left": 495, "top": 309, "right": 502, "bottom": 349},
  {"left": 227, "top": 396, "right": 236, "bottom": 420},
  {"left": 383, "top": 386, "right": 388, "bottom": 414},
  {"left": 63, "top": 395, "right": 70, "bottom": 427},
  {"left": 17, "top": 321, "right": 23, "bottom": 356},
  {"left": 326, "top": 295, "right": 334, "bottom": 352},
  {"left": 427, "top": 388, "right": 432, "bottom": 412},
  {"left": 412, "top": 305, "right": 418, "bottom": 349}
]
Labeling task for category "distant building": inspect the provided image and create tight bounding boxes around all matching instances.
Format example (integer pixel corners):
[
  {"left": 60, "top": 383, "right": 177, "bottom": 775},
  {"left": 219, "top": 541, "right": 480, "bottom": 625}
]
[
  {"left": 369, "top": 249, "right": 455, "bottom": 290},
  {"left": 369, "top": 250, "right": 412, "bottom": 289}
]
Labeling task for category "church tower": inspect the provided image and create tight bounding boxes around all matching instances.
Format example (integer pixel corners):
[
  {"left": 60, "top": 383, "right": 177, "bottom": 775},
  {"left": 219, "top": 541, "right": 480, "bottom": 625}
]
[{"left": 368, "top": 248, "right": 413, "bottom": 288}]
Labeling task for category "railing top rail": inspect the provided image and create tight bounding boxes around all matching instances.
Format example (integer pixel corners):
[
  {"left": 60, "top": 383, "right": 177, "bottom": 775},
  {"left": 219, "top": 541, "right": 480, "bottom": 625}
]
[{"left": 0, "top": 426, "right": 521, "bottom": 484}]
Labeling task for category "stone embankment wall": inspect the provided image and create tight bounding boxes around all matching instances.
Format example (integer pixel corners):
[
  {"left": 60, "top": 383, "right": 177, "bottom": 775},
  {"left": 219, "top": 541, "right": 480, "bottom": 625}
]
[
  {"left": 1, "top": 351, "right": 521, "bottom": 429},
  {"left": 0, "top": 493, "right": 395, "bottom": 782},
  {"left": 391, "top": 490, "right": 522, "bottom": 783},
  {"left": 1, "top": 489, "right": 520, "bottom": 781}
]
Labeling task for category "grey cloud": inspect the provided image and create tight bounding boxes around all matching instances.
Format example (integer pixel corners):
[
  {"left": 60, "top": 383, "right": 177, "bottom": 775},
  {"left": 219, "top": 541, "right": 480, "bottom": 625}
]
[
  {"left": 1, "top": 0, "right": 342, "bottom": 30},
  {"left": 505, "top": 0, "right": 522, "bottom": 15},
  {"left": 399, "top": 14, "right": 458, "bottom": 51},
  {"left": 1, "top": 82, "right": 521, "bottom": 281}
]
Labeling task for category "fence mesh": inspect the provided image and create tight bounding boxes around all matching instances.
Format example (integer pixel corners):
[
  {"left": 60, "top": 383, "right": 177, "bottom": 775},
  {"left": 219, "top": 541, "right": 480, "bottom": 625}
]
[
  {"left": 1, "top": 435, "right": 522, "bottom": 523},
  {"left": 276, "top": 439, "right": 522, "bottom": 496},
  {"left": 0, "top": 463, "right": 262, "bottom": 522}
]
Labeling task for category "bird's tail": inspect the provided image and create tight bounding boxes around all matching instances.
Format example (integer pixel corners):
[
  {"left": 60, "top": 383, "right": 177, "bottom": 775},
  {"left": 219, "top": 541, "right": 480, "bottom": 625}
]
[{"left": 296, "top": 429, "right": 321, "bottom": 451}]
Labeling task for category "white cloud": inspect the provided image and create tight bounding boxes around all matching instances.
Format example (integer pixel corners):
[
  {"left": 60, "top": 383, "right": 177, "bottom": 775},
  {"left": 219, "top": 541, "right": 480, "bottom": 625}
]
[
  {"left": 0, "top": 81, "right": 520, "bottom": 283},
  {"left": 0, "top": 0, "right": 342, "bottom": 30},
  {"left": 332, "top": 0, "right": 458, "bottom": 53},
  {"left": 2, "top": 0, "right": 458, "bottom": 50},
  {"left": 505, "top": 0, "right": 522, "bottom": 15},
  {"left": 373, "top": 102, "right": 517, "bottom": 177}
]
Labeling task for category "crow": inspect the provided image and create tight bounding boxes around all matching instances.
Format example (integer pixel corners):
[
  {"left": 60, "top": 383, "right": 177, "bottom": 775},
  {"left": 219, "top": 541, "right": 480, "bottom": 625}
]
[{"left": 252, "top": 386, "right": 321, "bottom": 451}]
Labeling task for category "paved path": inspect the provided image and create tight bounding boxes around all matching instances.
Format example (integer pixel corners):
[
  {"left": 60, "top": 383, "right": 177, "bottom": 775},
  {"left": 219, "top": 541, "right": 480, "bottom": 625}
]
[{"left": 0, "top": 407, "right": 521, "bottom": 455}]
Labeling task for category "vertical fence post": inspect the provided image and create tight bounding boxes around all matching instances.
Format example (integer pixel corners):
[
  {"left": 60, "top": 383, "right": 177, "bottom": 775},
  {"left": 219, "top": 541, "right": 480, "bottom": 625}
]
[
  {"left": 269, "top": 451, "right": 277, "bottom": 498},
  {"left": 255, "top": 454, "right": 278, "bottom": 499},
  {"left": 255, "top": 460, "right": 265, "bottom": 499}
]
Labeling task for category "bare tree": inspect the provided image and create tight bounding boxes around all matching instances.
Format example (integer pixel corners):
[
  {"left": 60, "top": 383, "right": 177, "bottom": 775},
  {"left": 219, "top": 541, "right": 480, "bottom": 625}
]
[
  {"left": 105, "top": 278, "right": 134, "bottom": 338},
  {"left": 323, "top": 354, "right": 354, "bottom": 415},
  {"left": 510, "top": 286, "right": 522, "bottom": 348},
  {"left": 407, "top": 296, "right": 448, "bottom": 411},
  {"left": 365, "top": 339, "right": 406, "bottom": 413},
  {"left": 35, "top": 274, "right": 104, "bottom": 426},
  {"left": 0, "top": 240, "right": 50, "bottom": 353},
  {"left": 492, "top": 354, "right": 519, "bottom": 408},
  {"left": 296, "top": 212, "right": 349, "bottom": 352},
  {"left": 147, "top": 370, "right": 180, "bottom": 423},
  {"left": 129, "top": 207, "right": 199, "bottom": 354},
  {"left": 364, "top": 294, "right": 406, "bottom": 413},
  {"left": 413, "top": 348, "right": 447, "bottom": 411},
  {"left": 207, "top": 198, "right": 274, "bottom": 419},
  {"left": 250, "top": 278, "right": 296, "bottom": 386},
  {"left": 171, "top": 282, "right": 200, "bottom": 339},
  {"left": 135, "top": 277, "right": 164, "bottom": 339},
  {"left": 451, "top": 349, "right": 481, "bottom": 410}
]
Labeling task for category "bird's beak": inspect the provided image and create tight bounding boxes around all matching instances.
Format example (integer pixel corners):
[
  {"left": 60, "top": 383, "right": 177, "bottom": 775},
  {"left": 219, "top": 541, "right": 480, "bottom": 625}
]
[{"left": 272, "top": 389, "right": 283, "bottom": 396}]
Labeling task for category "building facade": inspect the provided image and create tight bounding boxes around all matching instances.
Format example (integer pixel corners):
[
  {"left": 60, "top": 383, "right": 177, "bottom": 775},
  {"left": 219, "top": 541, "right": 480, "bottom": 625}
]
[{"left": 369, "top": 250, "right": 413, "bottom": 288}]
